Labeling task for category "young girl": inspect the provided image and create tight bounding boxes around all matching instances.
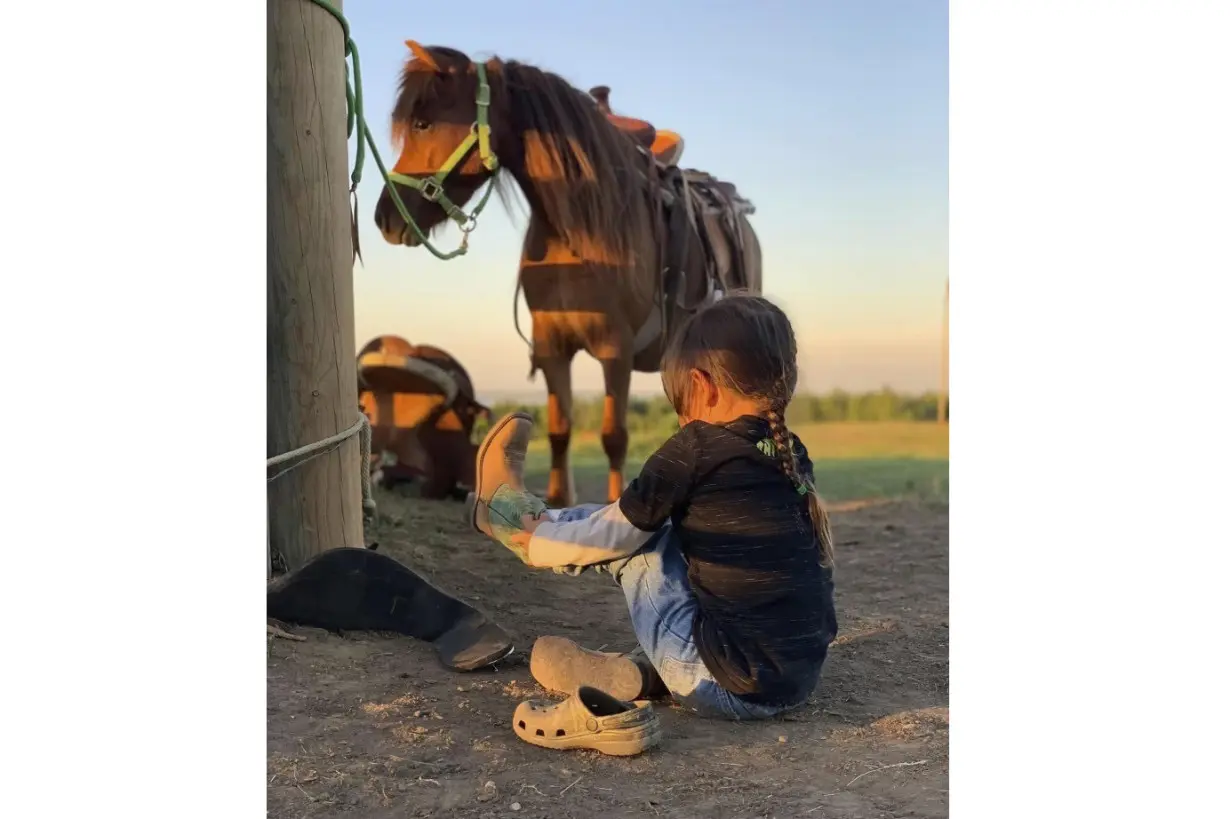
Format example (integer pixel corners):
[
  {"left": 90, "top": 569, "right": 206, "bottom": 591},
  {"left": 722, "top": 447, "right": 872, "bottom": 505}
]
[{"left": 469, "top": 294, "right": 838, "bottom": 720}]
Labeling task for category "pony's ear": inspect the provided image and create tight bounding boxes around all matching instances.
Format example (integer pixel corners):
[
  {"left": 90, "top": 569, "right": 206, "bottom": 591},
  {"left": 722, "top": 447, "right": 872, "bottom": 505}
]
[{"left": 405, "top": 40, "right": 442, "bottom": 73}]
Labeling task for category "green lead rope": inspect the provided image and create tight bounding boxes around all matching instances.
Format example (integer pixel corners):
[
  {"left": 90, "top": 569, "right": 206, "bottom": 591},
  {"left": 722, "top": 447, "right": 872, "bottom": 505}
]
[{"left": 302, "top": 0, "right": 496, "bottom": 261}]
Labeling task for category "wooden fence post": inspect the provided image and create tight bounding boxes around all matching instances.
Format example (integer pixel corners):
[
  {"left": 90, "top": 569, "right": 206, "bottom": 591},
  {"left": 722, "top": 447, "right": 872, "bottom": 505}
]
[{"left": 267, "top": 0, "right": 362, "bottom": 572}]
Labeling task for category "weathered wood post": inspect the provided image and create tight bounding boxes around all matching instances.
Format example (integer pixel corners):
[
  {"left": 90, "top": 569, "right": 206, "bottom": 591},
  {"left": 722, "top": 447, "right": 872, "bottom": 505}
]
[
  {"left": 267, "top": 0, "right": 363, "bottom": 572},
  {"left": 939, "top": 277, "right": 949, "bottom": 424}
]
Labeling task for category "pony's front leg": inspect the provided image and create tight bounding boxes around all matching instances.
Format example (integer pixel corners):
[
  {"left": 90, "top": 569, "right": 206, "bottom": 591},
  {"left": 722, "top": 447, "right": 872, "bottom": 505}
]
[
  {"left": 537, "top": 354, "right": 576, "bottom": 508},
  {"left": 600, "top": 356, "right": 632, "bottom": 504}
]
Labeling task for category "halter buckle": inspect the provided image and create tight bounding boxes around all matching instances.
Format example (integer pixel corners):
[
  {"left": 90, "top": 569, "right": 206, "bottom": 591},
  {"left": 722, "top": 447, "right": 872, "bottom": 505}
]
[{"left": 419, "top": 178, "right": 443, "bottom": 203}]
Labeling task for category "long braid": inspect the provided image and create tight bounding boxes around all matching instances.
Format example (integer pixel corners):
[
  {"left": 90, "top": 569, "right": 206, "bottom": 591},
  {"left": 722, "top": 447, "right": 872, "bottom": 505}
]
[
  {"left": 765, "top": 407, "right": 800, "bottom": 485},
  {"left": 766, "top": 407, "right": 835, "bottom": 569}
]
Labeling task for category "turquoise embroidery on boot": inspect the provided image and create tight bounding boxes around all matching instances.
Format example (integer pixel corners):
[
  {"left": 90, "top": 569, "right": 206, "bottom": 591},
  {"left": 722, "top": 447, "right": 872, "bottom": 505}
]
[{"left": 487, "top": 484, "right": 548, "bottom": 563}]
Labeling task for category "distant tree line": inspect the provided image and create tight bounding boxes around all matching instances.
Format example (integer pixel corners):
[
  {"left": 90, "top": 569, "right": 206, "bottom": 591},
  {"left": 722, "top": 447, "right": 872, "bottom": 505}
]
[{"left": 488, "top": 389, "right": 947, "bottom": 437}]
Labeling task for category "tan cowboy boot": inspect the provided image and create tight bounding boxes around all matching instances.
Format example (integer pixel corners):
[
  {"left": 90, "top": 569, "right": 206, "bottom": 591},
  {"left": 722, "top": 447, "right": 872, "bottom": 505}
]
[{"left": 468, "top": 412, "right": 548, "bottom": 564}]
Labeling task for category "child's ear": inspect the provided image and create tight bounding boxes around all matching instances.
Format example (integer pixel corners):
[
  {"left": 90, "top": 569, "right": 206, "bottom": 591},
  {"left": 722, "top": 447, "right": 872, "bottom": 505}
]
[{"left": 690, "top": 369, "right": 719, "bottom": 408}]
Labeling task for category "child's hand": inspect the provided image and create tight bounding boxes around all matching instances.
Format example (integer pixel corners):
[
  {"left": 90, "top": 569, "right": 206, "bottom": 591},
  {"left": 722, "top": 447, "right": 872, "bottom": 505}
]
[{"left": 509, "top": 514, "right": 543, "bottom": 554}]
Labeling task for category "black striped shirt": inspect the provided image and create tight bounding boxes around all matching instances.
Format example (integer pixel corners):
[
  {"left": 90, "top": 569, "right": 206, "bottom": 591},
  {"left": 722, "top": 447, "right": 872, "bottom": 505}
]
[{"left": 619, "top": 416, "right": 838, "bottom": 705}]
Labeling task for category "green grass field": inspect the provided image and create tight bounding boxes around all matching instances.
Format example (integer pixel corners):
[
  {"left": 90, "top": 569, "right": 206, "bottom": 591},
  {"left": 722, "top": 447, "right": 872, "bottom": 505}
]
[{"left": 522, "top": 422, "right": 949, "bottom": 503}]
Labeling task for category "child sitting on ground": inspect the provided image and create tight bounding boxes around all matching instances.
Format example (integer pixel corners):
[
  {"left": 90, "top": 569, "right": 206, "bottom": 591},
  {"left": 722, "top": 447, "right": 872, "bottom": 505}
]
[{"left": 468, "top": 293, "right": 838, "bottom": 720}]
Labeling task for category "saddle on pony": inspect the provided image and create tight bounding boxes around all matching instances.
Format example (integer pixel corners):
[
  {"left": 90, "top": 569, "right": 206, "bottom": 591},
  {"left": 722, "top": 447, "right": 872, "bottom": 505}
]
[
  {"left": 588, "top": 85, "right": 758, "bottom": 344},
  {"left": 357, "top": 335, "right": 489, "bottom": 500},
  {"left": 589, "top": 85, "right": 685, "bottom": 167}
]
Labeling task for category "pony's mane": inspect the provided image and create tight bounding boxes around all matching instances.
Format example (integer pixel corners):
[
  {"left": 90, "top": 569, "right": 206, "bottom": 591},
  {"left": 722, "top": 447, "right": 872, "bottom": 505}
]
[{"left": 392, "top": 47, "right": 656, "bottom": 272}]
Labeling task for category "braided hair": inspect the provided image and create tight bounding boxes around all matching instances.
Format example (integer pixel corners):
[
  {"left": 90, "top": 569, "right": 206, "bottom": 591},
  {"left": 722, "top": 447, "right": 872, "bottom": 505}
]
[
  {"left": 766, "top": 405, "right": 835, "bottom": 568},
  {"left": 661, "top": 293, "right": 835, "bottom": 568}
]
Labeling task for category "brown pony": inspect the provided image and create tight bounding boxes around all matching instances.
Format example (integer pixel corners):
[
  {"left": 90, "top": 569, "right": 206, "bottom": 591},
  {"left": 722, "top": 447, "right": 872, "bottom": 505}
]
[{"left": 374, "top": 41, "right": 762, "bottom": 506}]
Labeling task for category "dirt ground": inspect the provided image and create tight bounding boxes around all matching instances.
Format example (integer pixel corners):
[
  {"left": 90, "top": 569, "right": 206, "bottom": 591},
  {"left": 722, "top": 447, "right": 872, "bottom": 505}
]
[{"left": 267, "top": 482, "right": 949, "bottom": 818}]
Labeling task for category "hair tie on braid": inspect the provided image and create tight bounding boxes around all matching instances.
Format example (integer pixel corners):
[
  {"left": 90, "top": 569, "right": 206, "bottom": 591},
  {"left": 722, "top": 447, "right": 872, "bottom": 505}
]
[{"left": 765, "top": 408, "right": 805, "bottom": 493}]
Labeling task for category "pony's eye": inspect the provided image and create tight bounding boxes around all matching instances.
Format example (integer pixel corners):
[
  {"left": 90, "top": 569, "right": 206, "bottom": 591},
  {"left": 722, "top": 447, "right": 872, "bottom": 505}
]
[{"left": 411, "top": 118, "right": 431, "bottom": 132}]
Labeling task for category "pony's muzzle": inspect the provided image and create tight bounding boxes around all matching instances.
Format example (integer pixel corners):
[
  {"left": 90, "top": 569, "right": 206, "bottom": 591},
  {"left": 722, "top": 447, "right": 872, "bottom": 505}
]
[{"left": 375, "top": 203, "right": 412, "bottom": 247}]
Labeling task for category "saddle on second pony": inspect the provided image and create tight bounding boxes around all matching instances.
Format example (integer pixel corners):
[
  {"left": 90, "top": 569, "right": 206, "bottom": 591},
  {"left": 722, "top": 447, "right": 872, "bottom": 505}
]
[
  {"left": 589, "top": 85, "right": 756, "bottom": 338},
  {"left": 357, "top": 335, "right": 489, "bottom": 501}
]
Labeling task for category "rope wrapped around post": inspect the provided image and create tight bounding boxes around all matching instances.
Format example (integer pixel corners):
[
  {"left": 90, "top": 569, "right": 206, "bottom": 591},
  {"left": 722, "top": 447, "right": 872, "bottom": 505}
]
[{"left": 267, "top": 411, "right": 377, "bottom": 521}]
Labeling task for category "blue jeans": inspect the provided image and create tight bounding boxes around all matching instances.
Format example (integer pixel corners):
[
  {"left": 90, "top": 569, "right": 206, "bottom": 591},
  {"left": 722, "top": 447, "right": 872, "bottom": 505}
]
[{"left": 552, "top": 504, "right": 810, "bottom": 721}]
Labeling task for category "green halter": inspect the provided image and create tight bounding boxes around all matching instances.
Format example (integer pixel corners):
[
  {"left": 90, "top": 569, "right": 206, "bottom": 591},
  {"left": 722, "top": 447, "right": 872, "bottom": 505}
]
[{"left": 385, "top": 62, "right": 499, "bottom": 255}]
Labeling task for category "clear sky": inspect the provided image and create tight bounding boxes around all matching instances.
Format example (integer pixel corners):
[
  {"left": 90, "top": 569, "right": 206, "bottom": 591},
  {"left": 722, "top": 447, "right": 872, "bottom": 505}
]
[{"left": 345, "top": 0, "right": 948, "bottom": 399}]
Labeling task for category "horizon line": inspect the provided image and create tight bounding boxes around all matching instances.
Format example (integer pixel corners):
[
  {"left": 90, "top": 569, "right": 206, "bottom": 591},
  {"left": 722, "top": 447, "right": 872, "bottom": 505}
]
[{"left": 476, "top": 385, "right": 943, "bottom": 403}]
